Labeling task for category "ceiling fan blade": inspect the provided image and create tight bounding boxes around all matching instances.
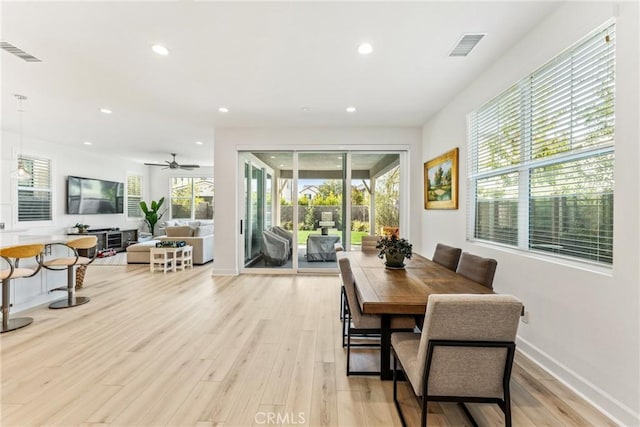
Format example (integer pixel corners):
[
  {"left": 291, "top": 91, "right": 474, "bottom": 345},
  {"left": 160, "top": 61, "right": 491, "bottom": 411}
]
[
  {"left": 144, "top": 162, "right": 167, "bottom": 167},
  {"left": 179, "top": 165, "right": 200, "bottom": 169}
]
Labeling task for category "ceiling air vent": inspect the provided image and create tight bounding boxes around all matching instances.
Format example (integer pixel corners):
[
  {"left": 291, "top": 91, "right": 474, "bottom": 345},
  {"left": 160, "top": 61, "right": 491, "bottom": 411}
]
[
  {"left": 0, "top": 42, "right": 42, "bottom": 62},
  {"left": 449, "top": 33, "right": 486, "bottom": 57}
]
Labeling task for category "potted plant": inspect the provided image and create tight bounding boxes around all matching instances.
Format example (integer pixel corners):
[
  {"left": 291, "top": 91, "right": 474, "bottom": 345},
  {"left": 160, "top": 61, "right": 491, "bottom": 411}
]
[
  {"left": 376, "top": 234, "right": 412, "bottom": 268},
  {"left": 140, "top": 197, "right": 165, "bottom": 236},
  {"left": 75, "top": 223, "right": 90, "bottom": 233}
]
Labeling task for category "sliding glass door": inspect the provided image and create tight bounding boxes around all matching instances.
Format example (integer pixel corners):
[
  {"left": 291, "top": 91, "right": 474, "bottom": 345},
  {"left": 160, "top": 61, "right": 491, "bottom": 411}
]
[
  {"left": 240, "top": 150, "right": 403, "bottom": 273},
  {"left": 242, "top": 152, "right": 294, "bottom": 270},
  {"left": 296, "top": 152, "right": 345, "bottom": 271}
]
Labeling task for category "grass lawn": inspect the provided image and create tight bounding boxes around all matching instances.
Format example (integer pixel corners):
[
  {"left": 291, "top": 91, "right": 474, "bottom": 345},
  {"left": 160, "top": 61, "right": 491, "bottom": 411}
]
[{"left": 295, "top": 230, "right": 369, "bottom": 245}]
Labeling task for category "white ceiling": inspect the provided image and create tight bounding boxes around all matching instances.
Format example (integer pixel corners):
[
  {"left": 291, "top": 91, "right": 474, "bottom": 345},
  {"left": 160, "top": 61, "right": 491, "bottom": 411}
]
[{"left": 1, "top": 1, "right": 561, "bottom": 167}]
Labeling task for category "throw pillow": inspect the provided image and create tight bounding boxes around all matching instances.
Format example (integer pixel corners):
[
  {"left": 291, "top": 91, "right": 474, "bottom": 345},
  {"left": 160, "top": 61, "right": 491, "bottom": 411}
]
[
  {"left": 194, "top": 224, "right": 214, "bottom": 237},
  {"left": 165, "top": 226, "right": 194, "bottom": 237}
]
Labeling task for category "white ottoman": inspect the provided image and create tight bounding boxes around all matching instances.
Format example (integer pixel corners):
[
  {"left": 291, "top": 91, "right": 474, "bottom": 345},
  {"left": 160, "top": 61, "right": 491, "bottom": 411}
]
[{"left": 126, "top": 240, "right": 161, "bottom": 264}]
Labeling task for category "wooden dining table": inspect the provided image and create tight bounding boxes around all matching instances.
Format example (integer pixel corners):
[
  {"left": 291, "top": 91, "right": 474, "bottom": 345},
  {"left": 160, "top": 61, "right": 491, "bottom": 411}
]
[{"left": 344, "top": 250, "right": 493, "bottom": 380}]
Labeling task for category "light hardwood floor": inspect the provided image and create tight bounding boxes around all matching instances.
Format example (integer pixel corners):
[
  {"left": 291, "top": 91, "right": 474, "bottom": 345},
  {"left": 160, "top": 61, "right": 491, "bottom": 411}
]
[{"left": 1, "top": 265, "right": 616, "bottom": 426}]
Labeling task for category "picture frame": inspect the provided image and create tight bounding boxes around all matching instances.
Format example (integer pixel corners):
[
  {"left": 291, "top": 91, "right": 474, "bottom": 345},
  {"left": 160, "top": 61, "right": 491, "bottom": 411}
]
[{"left": 424, "top": 147, "right": 459, "bottom": 209}]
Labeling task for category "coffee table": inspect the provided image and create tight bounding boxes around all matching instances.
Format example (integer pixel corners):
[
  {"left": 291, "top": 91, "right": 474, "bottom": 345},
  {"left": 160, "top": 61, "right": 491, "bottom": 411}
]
[{"left": 149, "top": 245, "right": 193, "bottom": 273}]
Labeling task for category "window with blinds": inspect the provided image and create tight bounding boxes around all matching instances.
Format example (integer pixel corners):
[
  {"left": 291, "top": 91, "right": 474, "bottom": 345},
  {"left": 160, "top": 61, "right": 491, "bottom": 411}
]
[
  {"left": 17, "top": 155, "right": 52, "bottom": 222},
  {"left": 170, "top": 177, "right": 214, "bottom": 220},
  {"left": 468, "top": 22, "right": 615, "bottom": 265},
  {"left": 127, "top": 174, "right": 143, "bottom": 218}
]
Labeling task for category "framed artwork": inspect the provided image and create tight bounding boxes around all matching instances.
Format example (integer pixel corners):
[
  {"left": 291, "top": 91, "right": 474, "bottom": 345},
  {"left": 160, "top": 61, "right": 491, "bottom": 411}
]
[{"left": 424, "top": 147, "right": 459, "bottom": 209}]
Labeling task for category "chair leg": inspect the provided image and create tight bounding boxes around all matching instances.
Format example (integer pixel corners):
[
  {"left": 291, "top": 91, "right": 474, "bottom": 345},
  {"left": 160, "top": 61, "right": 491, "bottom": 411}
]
[
  {"left": 342, "top": 307, "right": 350, "bottom": 348},
  {"left": 1, "top": 279, "right": 33, "bottom": 333},
  {"left": 458, "top": 402, "right": 479, "bottom": 427},
  {"left": 49, "top": 266, "right": 90, "bottom": 309},
  {"left": 503, "top": 383, "right": 512, "bottom": 427},
  {"left": 392, "top": 352, "right": 408, "bottom": 427},
  {"left": 346, "top": 322, "right": 351, "bottom": 376}
]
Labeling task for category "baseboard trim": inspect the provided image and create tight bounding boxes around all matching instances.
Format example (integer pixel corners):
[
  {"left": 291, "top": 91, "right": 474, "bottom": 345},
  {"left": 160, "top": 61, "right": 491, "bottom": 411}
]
[
  {"left": 211, "top": 268, "right": 239, "bottom": 276},
  {"left": 517, "top": 336, "right": 639, "bottom": 426}
]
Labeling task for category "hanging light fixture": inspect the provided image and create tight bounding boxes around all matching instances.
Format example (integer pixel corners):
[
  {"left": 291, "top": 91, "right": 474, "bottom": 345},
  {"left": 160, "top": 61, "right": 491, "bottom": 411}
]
[{"left": 14, "top": 94, "right": 31, "bottom": 181}]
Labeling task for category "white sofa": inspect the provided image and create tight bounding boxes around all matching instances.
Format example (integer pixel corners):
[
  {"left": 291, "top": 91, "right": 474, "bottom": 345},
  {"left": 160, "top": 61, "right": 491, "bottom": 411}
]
[{"left": 126, "top": 220, "right": 214, "bottom": 265}]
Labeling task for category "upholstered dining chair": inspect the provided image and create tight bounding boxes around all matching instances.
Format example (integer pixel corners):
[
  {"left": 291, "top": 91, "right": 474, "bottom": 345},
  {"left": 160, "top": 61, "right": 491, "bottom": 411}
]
[
  {"left": 432, "top": 243, "right": 462, "bottom": 271},
  {"left": 0, "top": 244, "right": 45, "bottom": 333},
  {"left": 43, "top": 236, "right": 97, "bottom": 309},
  {"left": 339, "top": 257, "right": 414, "bottom": 376},
  {"left": 391, "top": 294, "right": 523, "bottom": 427},
  {"left": 456, "top": 252, "right": 498, "bottom": 289},
  {"left": 361, "top": 235, "right": 380, "bottom": 252}
]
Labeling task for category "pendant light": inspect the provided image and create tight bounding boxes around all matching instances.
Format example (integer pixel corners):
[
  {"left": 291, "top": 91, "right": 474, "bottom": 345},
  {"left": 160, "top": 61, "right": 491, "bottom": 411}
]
[{"left": 14, "top": 94, "right": 31, "bottom": 181}]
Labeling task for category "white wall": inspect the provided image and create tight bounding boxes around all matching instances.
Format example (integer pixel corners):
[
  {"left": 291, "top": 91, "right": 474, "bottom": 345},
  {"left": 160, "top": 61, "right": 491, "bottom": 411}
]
[
  {"left": 213, "top": 127, "right": 422, "bottom": 275},
  {"left": 421, "top": 3, "right": 639, "bottom": 425},
  {"left": 1, "top": 130, "right": 148, "bottom": 234}
]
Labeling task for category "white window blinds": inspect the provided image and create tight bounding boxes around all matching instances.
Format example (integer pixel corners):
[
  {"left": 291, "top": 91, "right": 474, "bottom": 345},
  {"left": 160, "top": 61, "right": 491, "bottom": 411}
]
[
  {"left": 17, "top": 156, "right": 52, "bottom": 222},
  {"left": 127, "top": 174, "right": 143, "bottom": 218},
  {"left": 468, "top": 23, "right": 615, "bottom": 265}
]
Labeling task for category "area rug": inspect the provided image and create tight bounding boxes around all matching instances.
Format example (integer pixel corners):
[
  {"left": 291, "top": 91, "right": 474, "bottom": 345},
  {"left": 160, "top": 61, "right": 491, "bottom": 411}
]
[{"left": 91, "top": 252, "right": 128, "bottom": 265}]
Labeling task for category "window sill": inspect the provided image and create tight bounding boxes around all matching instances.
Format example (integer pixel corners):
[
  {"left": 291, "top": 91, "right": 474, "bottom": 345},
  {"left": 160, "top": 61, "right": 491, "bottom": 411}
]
[{"left": 468, "top": 239, "right": 614, "bottom": 277}]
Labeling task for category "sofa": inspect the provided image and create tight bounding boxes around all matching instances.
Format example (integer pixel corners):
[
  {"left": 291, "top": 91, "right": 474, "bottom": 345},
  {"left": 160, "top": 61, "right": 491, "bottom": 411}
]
[{"left": 126, "top": 220, "right": 214, "bottom": 265}]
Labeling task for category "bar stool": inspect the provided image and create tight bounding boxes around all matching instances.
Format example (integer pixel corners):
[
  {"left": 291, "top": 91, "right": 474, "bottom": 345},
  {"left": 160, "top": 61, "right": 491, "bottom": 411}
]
[
  {"left": 0, "top": 244, "right": 45, "bottom": 333},
  {"left": 43, "top": 236, "right": 97, "bottom": 309}
]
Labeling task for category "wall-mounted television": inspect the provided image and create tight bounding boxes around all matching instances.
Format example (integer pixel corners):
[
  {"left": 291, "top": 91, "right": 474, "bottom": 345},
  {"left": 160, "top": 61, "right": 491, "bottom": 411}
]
[{"left": 67, "top": 176, "right": 124, "bottom": 214}]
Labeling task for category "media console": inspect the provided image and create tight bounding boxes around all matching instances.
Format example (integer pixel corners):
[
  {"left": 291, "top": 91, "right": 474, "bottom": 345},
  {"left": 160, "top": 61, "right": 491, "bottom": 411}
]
[{"left": 67, "top": 228, "right": 138, "bottom": 253}]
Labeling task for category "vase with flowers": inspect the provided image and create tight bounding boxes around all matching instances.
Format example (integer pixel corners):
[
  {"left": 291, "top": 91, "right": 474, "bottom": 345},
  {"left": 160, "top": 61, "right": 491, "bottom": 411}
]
[{"left": 376, "top": 234, "right": 412, "bottom": 269}]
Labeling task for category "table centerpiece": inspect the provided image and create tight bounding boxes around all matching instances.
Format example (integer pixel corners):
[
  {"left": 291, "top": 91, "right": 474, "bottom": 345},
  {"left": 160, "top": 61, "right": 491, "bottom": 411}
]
[{"left": 376, "top": 234, "right": 412, "bottom": 269}]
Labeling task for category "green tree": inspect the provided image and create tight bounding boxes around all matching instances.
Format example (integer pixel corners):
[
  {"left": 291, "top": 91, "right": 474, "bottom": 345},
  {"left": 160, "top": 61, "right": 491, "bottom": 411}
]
[
  {"left": 375, "top": 166, "right": 400, "bottom": 232},
  {"left": 351, "top": 186, "right": 365, "bottom": 205},
  {"left": 304, "top": 205, "right": 316, "bottom": 230},
  {"left": 318, "top": 181, "right": 342, "bottom": 199}
]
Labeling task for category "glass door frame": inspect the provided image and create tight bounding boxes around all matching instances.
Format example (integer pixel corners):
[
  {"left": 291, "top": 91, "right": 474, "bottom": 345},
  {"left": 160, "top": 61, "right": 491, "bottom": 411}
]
[{"left": 238, "top": 147, "right": 410, "bottom": 275}]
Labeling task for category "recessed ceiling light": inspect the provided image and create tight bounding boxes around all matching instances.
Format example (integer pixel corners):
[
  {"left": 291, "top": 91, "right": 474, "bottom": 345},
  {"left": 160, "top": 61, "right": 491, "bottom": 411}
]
[
  {"left": 346, "top": 106, "right": 356, "bottom": 113},
  {"left": 279, "top": 164, "right": 284, "bottom": 167},
  {"left": 337, "top": 156, "right": 342, "bottom": 160},
  {"left": 100, "top": 108, "right": 112, "bottom": 114},
  {"left": 270, "top": 156, "right": 276, "bottom": 159},
  {"left": 151, "top": 44, "right": 169, "bottom": 56},
  {"left": 83, "top": 141, "right": 92, "bottom": 146},
  {"left": 218, "top": 107, "right": 229, "bottom": 113},
  {"left": 301, "top": 107, "right": 310, "bottom": 111},
  {"left": 336, "top": 165, "right": 341, "bottom": 168},
  {"left": 358, "top": 43, "right": 373, "bottom": 55},
  {"left": 195, "top": 141, "right": 203, "bottom": 145}
]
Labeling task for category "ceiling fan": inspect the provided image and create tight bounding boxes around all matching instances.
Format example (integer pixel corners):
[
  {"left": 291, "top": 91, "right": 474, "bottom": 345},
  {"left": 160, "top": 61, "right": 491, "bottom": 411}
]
[{"left": 144, "top": 153, "right": 200, "bottom": 170}]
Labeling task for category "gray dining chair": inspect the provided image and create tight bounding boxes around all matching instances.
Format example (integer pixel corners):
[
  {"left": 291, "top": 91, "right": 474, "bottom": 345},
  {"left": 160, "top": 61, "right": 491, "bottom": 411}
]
[
  {"left": 456, "top": 252, "right": 498, "bottom": 289},
  {"left": 391, "top": 294, "right": 523, "bottom": 427},
  {"left": 432, "top": 243, "right": 462, "bottom": 271},
  {"left": 338, "top": 257, "right": 414, "bottom": 376},
  {"left": 361, "top": 235, "right": 380, "bottom": 252}
]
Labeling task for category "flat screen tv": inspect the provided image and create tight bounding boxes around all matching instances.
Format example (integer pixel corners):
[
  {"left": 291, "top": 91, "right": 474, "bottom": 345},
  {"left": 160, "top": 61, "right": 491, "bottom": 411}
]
[{"left": 67, "top": 176, "right": 124, "bottom": 214}]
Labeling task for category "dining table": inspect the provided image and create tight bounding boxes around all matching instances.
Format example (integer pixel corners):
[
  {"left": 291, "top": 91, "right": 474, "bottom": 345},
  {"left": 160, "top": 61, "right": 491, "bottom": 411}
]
[{"left": 344, "top": 250, "right": 493, "bottom": 380}]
